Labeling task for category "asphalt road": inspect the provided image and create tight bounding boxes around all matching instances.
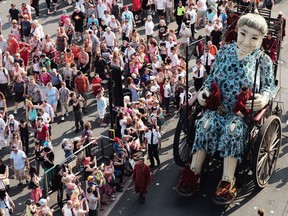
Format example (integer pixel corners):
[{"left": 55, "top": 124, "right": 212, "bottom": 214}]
[{"left": 0, "top": 0, "right": 287, "bottom": 216}]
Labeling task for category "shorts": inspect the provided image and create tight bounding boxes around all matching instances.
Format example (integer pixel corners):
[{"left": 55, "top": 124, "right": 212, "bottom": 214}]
[
  {"left": 157, "top": 9, "right": 164, "bottom": 16},
  {"left": 14, "top": 168, "right": 25, "bottom": 181},
  {"left": 197, "top": 10, "right": 206, "bottom": 20},
  {"left": 47, "top": 99, "right": 58, "bottom": 106},
  {"left": 79, "top": 92, "right": 88, "bottom": 101},
  {"left": 15, "top": 91, "right": 25, "bottom": 103}
]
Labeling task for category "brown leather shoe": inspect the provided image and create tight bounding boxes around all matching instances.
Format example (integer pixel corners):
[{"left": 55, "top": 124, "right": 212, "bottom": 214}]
[
  {"left": 175, "top": 168, "right": 200, "bottom": 196},
  {"left": 213, "top": 180, "right": 238, "bottom": 205}
]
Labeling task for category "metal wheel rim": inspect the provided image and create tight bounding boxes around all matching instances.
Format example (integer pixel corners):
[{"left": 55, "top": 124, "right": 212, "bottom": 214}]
[
  {"left": 178, "top": 130, "right": 192, "bottom": 165},
  {"left": 256, "top": 119, "right": 281, "bottom": 186}
]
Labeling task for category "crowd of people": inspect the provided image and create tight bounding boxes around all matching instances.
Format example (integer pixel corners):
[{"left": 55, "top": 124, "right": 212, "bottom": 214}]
[{"left": 0, "top": 0, "right": 286, "bottom": 215}]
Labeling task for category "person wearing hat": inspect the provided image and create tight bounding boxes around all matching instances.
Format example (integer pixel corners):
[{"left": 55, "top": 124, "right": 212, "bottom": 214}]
[
  {"left": 133, "top": 157, "right": 151, "bottom": 203},
  {"left": 192, "top": 58, "right": 205, "bottom": 92},
  {"left": 102, "top": 26, "right": 117, "bottom": 49},
  {"left": 37, "top": 197, "right": 53, "bottom": 215},
  {"left": 200, "top": 46, "right": 215, "bottom": 76},
  {"left": 72, "top": 6, "right": 86, "bottom": 42},
  {"left": 25, "top": 199, "right": 37, "bottom": 216},
  {"left": 10, "top": 144, "right": 29, "bottom": 186}
]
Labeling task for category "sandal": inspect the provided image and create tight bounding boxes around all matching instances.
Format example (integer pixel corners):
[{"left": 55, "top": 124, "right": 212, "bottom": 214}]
[
  {"left": 175, "top": 168, "right": 200, "bottom": 196},
  {"left": 213, "top": 180, "right": 238, "bottom": 205}
]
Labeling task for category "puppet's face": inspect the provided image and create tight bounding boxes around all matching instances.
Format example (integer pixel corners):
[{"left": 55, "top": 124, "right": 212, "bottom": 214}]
[{"left": 237, "top": 25, "right": 263, "bottom": 56}]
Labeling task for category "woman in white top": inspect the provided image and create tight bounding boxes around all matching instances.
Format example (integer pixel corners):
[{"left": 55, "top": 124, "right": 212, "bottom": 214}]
[
  {"left": 109, "top": 15, "right": 122, "bottom": 40},
  {"left": 30, "top": 20, "right": 45, "bottom": 40}
]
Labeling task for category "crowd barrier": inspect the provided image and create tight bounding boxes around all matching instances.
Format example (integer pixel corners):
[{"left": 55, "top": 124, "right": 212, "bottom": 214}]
[{"left": 43, "top": 136, "right": 113, "bottom": 196}]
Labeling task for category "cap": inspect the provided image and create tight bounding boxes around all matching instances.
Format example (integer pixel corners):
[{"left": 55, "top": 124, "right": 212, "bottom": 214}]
[
  {"left": 114, "top": 137, "right": 120, "bottom": 142},
  {"left": 150, "top": 86, "right": 157, "bottom": 93},
  {"left": 73, "top": 137, "right": 81, "bottom": 142},
  {"left": 82, "top": 157, "right": 91, "bottom": 166},
  {"left": 106, "top": 27, "right": 111, "bottom": 31},
  {"left": 146, "top": 91, "right": 152, "bottom": 96},
  {"left": 38, "top": 198, "right": 47, "bottom": 207},
  {"left": 25, "top": 199, "right": 35, "bottom": 205},
  {"left": 87, "top": 175, "right": 94, "bottom": 181},
  {"left": 11, "top": 145, "right": 18, "bottom": 150},
  {"left": 9, "top": 114, "right": 14, "bottom": 119}
]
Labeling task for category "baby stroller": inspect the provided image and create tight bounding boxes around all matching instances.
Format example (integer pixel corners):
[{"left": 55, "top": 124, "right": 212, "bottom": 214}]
[{"left": 131, "top": 0, "right": 143, "bottom": 21}]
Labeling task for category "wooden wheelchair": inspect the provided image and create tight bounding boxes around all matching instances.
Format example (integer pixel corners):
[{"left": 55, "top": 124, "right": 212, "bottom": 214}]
[{"left": 173, "top": 92, "right": 283, "bottom": 190}]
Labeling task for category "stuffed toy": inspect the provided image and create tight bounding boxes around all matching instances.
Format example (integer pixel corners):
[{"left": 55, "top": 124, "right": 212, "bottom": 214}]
[
  {"left": 205, "top": 82, "right": 222, "bottom": 111},
  {"left": 233, "top": 86, "right": 252, "bottom": 116}
]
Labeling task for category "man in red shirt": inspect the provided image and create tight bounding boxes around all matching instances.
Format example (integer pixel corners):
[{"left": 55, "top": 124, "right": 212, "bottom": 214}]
[
  {"left": 7, "top": 34, "right": 19, "bottom": 56},
  {"left": 74, "top": 71, "right": 89, "bottom": 113},
  {"left": 35, "top": 117, "right": 49, "bottom": 146}
]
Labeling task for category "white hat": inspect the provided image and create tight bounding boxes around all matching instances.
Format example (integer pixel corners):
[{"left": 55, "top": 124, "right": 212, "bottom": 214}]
[
  {"left": 106, "top": 27, "right": 111, "bottom": 31},
  {"left": 9, "top": 114, "right": 14, "bottom": 119},
  {"left": 38, "top": 198, "right": 47, "bottom": 207},
  {"left": 150, "top": 86, "right": 157, "bottom": 93}
]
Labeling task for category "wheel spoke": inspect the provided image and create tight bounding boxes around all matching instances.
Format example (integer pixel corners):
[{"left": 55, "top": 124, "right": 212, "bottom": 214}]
[
  {"left": 269, "top": 138, "right": 280, "bottom": 153},
  {"left": 257, "top": 153, "right": 268, "bottom": 171}
]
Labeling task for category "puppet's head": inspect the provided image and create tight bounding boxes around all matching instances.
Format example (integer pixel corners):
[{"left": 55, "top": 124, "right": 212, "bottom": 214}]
[{"left": 237, "top": 13, "right": 268, "bottom": 57}]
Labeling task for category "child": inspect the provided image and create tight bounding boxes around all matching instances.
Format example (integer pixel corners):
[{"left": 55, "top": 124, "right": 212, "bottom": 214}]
[
  {"left": 59, "top": 82, "right": 70, "bottom": 121},
  {"left": 96, "top": 91, "right": 107, "bottom": 126}
]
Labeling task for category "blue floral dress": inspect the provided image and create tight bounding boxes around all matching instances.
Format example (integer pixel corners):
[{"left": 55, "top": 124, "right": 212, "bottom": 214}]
[{"left": 192, "top": 43, "right": 275, "bottom": 161}]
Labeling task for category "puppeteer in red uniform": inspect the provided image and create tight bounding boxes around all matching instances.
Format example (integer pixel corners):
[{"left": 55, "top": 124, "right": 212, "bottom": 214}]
[{"left": 133, "top": 157, "right": 151, "bottom": 204}]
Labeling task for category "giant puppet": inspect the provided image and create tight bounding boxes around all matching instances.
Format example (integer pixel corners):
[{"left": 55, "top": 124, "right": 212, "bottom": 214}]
[{"left": 176, "top": 13, "right": 276, "bottom": 204}]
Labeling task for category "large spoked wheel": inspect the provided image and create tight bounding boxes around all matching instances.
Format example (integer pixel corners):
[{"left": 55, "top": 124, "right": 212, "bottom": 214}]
[
  {"left": 252, "top": 115, "right": 282, "bottom": 189},
  {"left": 173, "top": 105, "right": 200, "bottom": 168}
]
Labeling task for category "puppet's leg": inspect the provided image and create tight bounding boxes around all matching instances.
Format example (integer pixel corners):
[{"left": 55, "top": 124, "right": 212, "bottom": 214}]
[
  {"left": 214, "top": 120, "right": 239, "bottom": 204},
  {"left": 190, "top": 149, "right": 207, "bottom": 175}
]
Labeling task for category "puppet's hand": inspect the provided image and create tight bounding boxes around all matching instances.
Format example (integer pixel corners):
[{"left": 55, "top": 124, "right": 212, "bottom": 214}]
[
  {"left": 198, "top": 88, "right": 211, "bottom": 106},
  {"left": 245, "top": 93, "right": 269, "bottom": 111}
]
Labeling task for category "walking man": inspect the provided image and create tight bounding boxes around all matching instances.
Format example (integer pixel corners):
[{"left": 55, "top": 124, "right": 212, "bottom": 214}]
[{"left": 145, "top": 125, "right": 161, "bottom": 168}]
